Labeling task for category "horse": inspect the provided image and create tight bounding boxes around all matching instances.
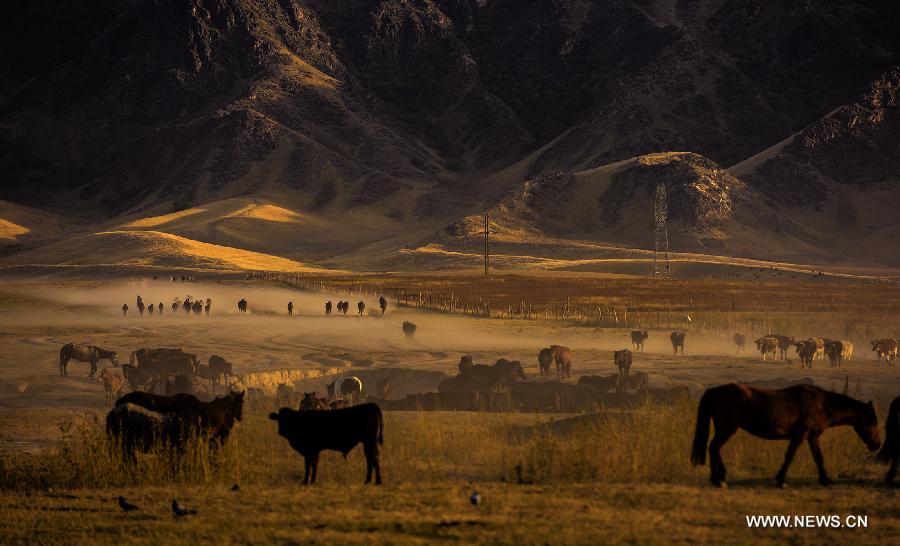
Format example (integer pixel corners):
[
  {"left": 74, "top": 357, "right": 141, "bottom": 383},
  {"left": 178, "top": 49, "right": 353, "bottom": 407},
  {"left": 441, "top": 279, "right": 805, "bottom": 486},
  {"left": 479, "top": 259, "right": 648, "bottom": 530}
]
[
  {"left": 288, "top": 302, "right": 294, "bottom": 316},
  {"left": 379, "top": 296, "right": 387, "bottom": 315},
  {"left": 402, "top": 321, "right": 417, "bottom": 339},
  {"left": 550, "top": 345, "right": 572, "bottom": 380},
  {"left": 171, "top": 302, "right": 179, "bottom": 314},
  {"left": 208, "top": 355, "right": 233, "bottom": 387},
  {"left": 122, "top": 304, "right": 128, "bottom": 316},
  {"left": 99, "top": 368, "right": 126, "bottom": 406},
  {"left": 158, "top": 302, "right": 164, "bottom": 316},
  {"left": 691, "top": 383, "right": 880, "bottom": 487},
  {"left": 205, "top": 298, "right": 211, "bottom": 316},
  {"left": 538, "top": 348, "right": 554, "bottom": 382},
  {"left": 357, "top": 301, "right": 365, "bottom": 315},
  {"left": 325, "top": 301, "right": 332, "bottom": 315},
  {"left": 876, "top": 395, "right": 900, "bottom": 486},
  {"left": 59, "top": 343, "right": 119, "bottom": 378},
  {"left": 327, "top": 376, "right": 363, "bottom": 405}
]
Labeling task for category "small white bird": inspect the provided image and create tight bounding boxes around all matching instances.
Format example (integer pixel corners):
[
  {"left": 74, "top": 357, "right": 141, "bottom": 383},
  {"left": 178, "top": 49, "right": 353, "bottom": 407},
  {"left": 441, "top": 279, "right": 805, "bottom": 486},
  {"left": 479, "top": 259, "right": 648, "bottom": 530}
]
[{"left": 470, "top": 490, "right": 481, "bottom": 506}]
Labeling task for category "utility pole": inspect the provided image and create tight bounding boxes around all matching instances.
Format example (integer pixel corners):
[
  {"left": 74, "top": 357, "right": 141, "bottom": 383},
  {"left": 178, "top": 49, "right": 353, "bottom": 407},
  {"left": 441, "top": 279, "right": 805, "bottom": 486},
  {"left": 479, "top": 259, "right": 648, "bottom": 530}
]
[
  {"left": 653, "top": 181, "right": 671, "bottom": 279},
  {"left": 483, "top": 210, "right": 490, "bottom": 276}
]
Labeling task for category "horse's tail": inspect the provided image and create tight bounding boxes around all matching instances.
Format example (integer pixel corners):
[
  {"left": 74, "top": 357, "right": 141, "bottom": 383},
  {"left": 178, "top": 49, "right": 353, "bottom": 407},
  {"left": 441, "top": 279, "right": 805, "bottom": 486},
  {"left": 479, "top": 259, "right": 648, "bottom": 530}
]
[
  {"left": 876, "top": 397, "right": 900, "bottom": 463},
  {"left": 691, "top": 389, "right": 713, "bottom": 466}
]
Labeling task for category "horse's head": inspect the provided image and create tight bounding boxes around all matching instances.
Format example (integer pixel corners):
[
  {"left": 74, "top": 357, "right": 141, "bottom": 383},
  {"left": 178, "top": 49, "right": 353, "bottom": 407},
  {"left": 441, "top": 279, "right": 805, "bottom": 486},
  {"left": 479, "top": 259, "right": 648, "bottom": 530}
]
[
  {"left": 230, "top": 390, "right": 245, "bottom": 421},
  {"left": 109, "top": 352, "right": 120, "bottom": 366},
  {"left": 853, "top": 401, "right": 881, "bottom": 451}
]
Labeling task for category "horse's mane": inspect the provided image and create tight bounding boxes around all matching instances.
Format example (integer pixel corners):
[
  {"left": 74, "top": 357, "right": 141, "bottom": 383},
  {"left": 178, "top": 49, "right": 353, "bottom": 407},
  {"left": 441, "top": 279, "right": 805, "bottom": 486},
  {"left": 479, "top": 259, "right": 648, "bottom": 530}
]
[{"left": 823, "top": 389, "right": 871, "bottom": 418}]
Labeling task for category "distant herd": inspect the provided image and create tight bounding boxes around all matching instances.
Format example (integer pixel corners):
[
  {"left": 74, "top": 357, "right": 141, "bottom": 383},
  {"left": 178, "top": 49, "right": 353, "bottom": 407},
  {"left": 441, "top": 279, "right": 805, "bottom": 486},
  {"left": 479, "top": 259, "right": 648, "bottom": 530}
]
[{"left": 54, "top": 320, "right": 900, "bottom": 487}]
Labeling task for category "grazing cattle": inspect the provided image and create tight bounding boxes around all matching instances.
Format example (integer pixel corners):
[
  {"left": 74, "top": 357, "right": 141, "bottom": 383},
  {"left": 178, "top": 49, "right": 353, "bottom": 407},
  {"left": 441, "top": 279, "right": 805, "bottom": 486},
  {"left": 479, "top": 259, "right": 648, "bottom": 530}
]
[
  {"left": 207, "top": 355, "right": 233, "bottom": 386},
  {"left": 630, "top": 330, "right": 648, "bottom": 351},
  {"left": 109, "top": 391, "right": 244, "bottom": 459},
  {"left": 755, "top": 337, "right": 778, "bottom": 361},
  {"left": 770, "top": 334, "right": 795, "bottom": 360},
  {"left": 121, "top": 364, "right": 157, "bottom": 391},
  {"left": 550, "top": 345, "right": 573, "bottom": 380},
  {"left": 379, "top": 296, "right": 387, "bottom": 315},
  {"left": 691, "top": 384, "right": 879, "bottom": 487},
  {"left": 299, "top": 392, "right": 328, "bottom": 411},
  {"left": 841, "top": 341, "right": 854, "bottom": 361},
  {"left": 458, "top": 355, "right": 474, "bottom": 374},
  {"left": 577, "top": 374, "right": 620, "bottom": 393},
  {"left": 237, "top": 299, "right": 247, "bottom": 313},
  {"left": 877, "top": 395, "right": 900, "bottom": 485},
  {"left": 269, "top": 403, "right": 384, "bottom": 484},
  {"left": 148, "top": 304, "right": 155, "bottom": 316},
  {"left": 129, "top": 348, "right": 199, "bottom": 376},
  {"left": 733, "top": 333, "right": 746, "bottom": 353},
  {"left": 824, "top": 340, "right": 844, "bottom": 368},
  {"left": 618, "top": 371, "right": 649, "bottom": 392},
  {"left": 402, "top": 321, "right": 417, "bottom": 339},
  {"left": 357, "top": 301, "right": 365, "bottom": 315},
  {"left": 670, "top": 331, "right": 686, "bottom": 354},
  {"left": 122, "top": 304, "right": 128, "bottom": 316},
  {"left": 287, "top": 302, "right": 293, "bottom": 316},
  {"left": 327, "top": 376, "right": 363, "bottom": 405},
  {"left": 59, "top": 343, "right": 119, "bottom": 378},
  {"left": 872, "top": 338, "right": 898, "bottom": 366},
  {"left": 538, "top": 348, "right": 554, "bottom": 382},
  {"left": 99, "top": 368, "right": 126, "bottom": 405},
  {"left": 325, "top": 301, "right": 332, "bottom": 315},
  {"left": 614, "top": 349, "right": 632, "bottom": 376},
  {"left": 794, "top": 339, "right": 817, "bottom": 368},
  {"left": 137, "top": 301, "right": 145, "bottom": 316},
  {"left": 438, "top": 358, "right": 526, "bottom": 393},
  {"left": 276, "top": 384, "right": 296, "bottom": 407}
]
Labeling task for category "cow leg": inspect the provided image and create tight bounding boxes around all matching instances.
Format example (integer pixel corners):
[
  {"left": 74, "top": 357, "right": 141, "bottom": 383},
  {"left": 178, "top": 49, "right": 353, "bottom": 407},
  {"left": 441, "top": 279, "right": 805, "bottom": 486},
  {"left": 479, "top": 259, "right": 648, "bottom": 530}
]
[
  {"left": 775, "top": 435, "right": 805, "bottom": 487},
  {"left": 364, "top": 442, "right": 382, "bottom": 485},
  {"left": 309, "top": 452, "right": 320, "bottom": 484},
  {"left": 708, "top": 423, "right": 736, "bottom": 487},
  {"left": 60, "top": 356, "right": 68, "bottom": 377},
  {"left": 303, "top": 457, "right": 311, "bottom": 484},
  {"left": 807, "top": 433, "right": 833, "bottom": 485}
]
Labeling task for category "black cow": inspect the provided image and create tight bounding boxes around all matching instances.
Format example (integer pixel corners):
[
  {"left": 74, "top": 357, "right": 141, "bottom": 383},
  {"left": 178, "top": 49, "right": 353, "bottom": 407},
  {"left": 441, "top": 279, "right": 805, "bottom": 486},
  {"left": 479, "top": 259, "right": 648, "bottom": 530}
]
[
  {"left": 269, "top": 403, "right": 384, "bottom": 485},
  {"left": 630, "top": 330, "right": 648, "bottom": 351}
]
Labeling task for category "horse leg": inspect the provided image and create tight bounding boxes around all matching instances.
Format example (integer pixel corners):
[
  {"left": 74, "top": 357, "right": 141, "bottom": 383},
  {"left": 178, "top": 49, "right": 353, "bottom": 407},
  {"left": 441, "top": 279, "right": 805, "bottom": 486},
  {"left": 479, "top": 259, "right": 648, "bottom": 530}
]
[
  {"left": 807, "top": 433, "right": 833, "bottom": 485},
  {"left": 303, "top": 456, "right": 311, "bottom": 484},
  {"left": 60, "top": 355, "right": 68, "bottom": 377},
  {"left": 775, "top": 435, "right": 805, "bottom": 487},
  {"left": 886, "top": 454, "right": 899, "bottom": 486},
  {"left": 708, "top": 423, "right": 737, "bottom": 487},
  {"left": 89, "top": 360, "right": 97, "bottom": 378}
]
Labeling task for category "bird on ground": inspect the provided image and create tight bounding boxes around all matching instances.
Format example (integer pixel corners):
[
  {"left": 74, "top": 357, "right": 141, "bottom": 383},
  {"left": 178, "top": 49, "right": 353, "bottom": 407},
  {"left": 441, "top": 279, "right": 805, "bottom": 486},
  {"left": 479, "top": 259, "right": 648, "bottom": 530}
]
[
  {"left": 470, "top": 490, "right": 481, "bottom": 507},
  {"left": 118, "top": 496, "right": 139, "bottom": 512},
  {"left": 172, "top": 499, "right": 197, "bottom": 516}
]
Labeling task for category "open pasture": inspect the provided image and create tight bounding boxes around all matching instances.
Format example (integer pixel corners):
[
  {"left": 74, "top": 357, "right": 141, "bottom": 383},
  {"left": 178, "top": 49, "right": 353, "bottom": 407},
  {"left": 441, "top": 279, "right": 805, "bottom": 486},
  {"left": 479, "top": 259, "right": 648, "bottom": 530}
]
[{"left": 1, "top": 274, "right": 900, "bottom": 543}]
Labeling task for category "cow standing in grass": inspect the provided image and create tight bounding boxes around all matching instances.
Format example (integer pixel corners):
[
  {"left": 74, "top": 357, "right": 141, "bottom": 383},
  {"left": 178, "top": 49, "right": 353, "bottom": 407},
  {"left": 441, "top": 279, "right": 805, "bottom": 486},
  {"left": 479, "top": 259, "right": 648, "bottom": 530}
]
[
  {"left": 670, "top": 331, "right": 687, "bottom": 354},
  {"left": 733, "top": 333, "right": 746, "bottom": 353},
  {"left": 269, "top": 403, "right": 384, "bottom": 484},
  {"left": 614, "top": 349, "right": 632, "bottom": 376},
  {"left": 755, "top": 337, "right": 778, "bottom": 361}
]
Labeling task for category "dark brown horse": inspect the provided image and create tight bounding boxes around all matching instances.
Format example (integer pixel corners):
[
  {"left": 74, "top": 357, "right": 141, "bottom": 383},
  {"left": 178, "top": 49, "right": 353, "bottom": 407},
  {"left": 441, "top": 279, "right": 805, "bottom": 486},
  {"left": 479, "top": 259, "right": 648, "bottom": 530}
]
[
  {"left": 876, "top": 395, "right": 900, "bottom": 486},
  {"left": 59, "top": 343, "right": 119, "bottom": 378},
  {"left": 691, "top": 384, "right": 880, "bottom": 487}
]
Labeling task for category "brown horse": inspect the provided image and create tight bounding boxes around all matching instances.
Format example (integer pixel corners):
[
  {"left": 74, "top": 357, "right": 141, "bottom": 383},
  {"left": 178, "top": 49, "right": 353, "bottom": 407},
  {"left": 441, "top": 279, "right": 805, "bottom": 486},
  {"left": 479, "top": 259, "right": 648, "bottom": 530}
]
[
  {"left": 550, "top": 345, "right": 572, "bottom": 380},
  {"left": 59, "top": 343, "right": 119, "bottom": 378},
  {"left": 691, "top": 384, "right": 880, "bottom": 487},
  {"left": 876, "top": 395, "right": 900, "bottom": 485},
  {"left": 538, "top": 348, "right": 554, "bottom": 382}
]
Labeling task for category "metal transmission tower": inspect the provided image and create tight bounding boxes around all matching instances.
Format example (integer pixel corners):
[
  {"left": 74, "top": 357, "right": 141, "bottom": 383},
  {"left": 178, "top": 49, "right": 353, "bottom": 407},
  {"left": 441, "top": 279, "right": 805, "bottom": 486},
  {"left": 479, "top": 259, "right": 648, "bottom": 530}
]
[
  {"left": 482, "top": 210, "right": 490, "bottom": 276},
  {"left": 653, "top": 181, "right": 671, "bottom": 279}
]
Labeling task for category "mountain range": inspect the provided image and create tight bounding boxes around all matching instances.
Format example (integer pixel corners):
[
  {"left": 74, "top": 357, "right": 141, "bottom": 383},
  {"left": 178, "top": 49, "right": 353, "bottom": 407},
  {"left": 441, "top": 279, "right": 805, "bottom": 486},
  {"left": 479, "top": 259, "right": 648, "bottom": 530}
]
[{"left": 1, "top": 0, "right": 899, "bottom": 274}]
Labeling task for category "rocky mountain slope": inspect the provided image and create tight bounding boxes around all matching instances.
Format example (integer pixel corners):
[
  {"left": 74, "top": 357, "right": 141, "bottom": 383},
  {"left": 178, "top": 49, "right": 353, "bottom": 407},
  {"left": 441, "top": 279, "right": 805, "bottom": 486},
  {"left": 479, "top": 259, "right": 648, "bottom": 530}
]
[{"left": 1, "top": 1, "right": 899, "bottom": 272}]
